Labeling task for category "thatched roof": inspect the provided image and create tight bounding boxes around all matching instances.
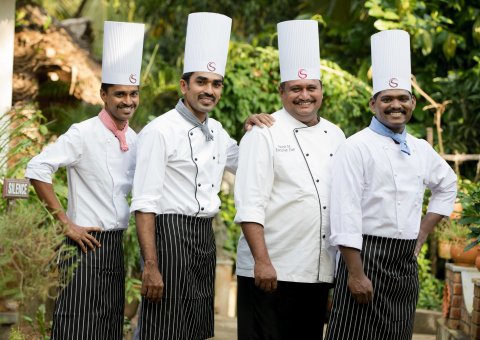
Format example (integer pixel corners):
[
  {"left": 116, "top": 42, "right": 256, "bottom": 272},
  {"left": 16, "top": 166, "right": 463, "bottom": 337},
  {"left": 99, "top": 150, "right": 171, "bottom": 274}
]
[{"left": 13, "top": 4, "right": 102, "bottom": 106}]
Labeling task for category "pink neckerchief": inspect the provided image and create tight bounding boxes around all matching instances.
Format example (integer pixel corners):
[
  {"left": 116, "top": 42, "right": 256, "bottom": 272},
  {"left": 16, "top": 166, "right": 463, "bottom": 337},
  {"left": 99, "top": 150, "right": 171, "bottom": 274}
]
[{"left": 98, "top": 109, "right": 129, "bottom": 152}]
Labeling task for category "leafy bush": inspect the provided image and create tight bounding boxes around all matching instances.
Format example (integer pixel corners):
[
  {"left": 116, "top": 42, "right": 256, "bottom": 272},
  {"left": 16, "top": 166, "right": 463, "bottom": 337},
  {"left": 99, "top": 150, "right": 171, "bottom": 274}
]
[{"left": 417, "top": 243, "right": 444, "bottom": 311}]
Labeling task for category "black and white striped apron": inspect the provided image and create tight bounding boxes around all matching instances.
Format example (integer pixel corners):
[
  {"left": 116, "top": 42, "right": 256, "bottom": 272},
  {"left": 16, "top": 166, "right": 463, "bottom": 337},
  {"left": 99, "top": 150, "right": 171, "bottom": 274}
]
[
  {"left": 51, "top": 230, "right": 125, "bottom": 340},
  {"left": 325, "top": 235, "right": 419, "bottom": 340},
  {"left": 138, "top": 214, "right": 216, "bottom": 340}
]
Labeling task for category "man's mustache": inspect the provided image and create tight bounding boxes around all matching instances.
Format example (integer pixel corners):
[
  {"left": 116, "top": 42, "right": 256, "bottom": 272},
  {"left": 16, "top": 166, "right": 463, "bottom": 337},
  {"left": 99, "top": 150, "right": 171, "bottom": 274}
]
[
  {"left": 199, "top": 93, "right": 216, "bottom": 101},
  {"left": 385, "top": 108, "right": 406, "bottom": 114}
]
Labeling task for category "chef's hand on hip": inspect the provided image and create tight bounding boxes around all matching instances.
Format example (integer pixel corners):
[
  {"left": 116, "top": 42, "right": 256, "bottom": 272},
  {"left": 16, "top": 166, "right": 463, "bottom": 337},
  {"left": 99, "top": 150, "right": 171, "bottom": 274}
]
[
  {"left": 63, "top": 220, "right": 102, "bottom": 253},
  {"left": 347, "top": 272, "right": 373, "bottom": 304},
  {"left": 254, "top": 261, "right": 277, "bottom": 293},
  {"left": 141, "top": 260, "right": 164, "bottom": 303}
]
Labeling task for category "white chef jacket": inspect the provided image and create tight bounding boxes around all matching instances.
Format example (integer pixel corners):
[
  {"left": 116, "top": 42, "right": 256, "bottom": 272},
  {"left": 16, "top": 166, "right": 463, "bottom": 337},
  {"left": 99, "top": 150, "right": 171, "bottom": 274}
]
[
  {"left": 234, "top": 109, "right": 346, "bottom": 283},
  {"left": 329, "top": 127, "right": 457, "bottom": 250},
  {"left": 25, "top": 116, "right": 137, "bottom": 230},
  {"left": 130, "top": 109, "right": 238, "bottom": 217}
]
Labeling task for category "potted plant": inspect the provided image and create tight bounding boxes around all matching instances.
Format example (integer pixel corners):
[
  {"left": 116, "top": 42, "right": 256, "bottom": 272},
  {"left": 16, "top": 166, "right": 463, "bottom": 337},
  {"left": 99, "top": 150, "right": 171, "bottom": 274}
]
[{"left": 459, "top": 183, "right": 480, "bottom": 269}]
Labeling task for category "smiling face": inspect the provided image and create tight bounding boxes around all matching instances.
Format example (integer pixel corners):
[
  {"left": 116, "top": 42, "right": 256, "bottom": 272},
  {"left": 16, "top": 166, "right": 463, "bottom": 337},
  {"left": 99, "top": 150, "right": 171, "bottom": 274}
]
[
  {"left": 369, "top": 89, "right": 416, "bottom": 133},
  {"left": 279, "top": 79, "right": 323, "bottom": 126},
  {"left": 180, "top": 72, "right": 224, "bottom": 121},
  {"left": 100, "top": 85, "right": 140, "bottom": 129}
]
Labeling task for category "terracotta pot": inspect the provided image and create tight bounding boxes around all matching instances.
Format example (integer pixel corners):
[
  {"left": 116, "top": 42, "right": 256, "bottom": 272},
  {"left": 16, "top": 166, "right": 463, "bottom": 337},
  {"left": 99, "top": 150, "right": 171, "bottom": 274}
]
[
  {"left": 437, "top": 240, "right": 452, "bottom": 260},
  {"left": 450, "top": 240, "right": 478, "bottom": 266},
  {"left": 476, "top": 248, "right": 480, "bottom": 271},
  {"left": 450, "top": 202, "right": 463, "bottom": 220}
]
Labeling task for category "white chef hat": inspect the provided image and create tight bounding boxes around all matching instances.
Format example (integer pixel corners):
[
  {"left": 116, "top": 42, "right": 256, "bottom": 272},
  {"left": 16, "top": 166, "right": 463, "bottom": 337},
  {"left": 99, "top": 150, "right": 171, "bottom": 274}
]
[
  {"left": 277, "top": 20, "right": 321, "bottom": 83},
  {"left": 183, "top": 12, "right": 232, "bottom": 77},
  {"left": 371, "top": 29, "right": 411, "bottom": 95},
  {"left": 102, "top": 21, "right": 145, "bottom": 86}
]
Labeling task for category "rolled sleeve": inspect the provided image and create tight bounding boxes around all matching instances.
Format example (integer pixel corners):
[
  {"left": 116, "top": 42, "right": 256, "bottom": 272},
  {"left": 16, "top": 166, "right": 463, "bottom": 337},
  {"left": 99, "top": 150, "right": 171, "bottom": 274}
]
[
  {"left": 25, "top": 125, "right": 83, "bottom": 183},
  {"left": 329, "top": 141, "right": 365, "bottom": 251},
  {"left": 425, "top": 145, "right": 457, "bottom": 216},
  {"left": 131, "top": 126, "right": 167, "bottom": 214},
  {"left": 234, "top": 127, "right": 274, "bottom": 226}
]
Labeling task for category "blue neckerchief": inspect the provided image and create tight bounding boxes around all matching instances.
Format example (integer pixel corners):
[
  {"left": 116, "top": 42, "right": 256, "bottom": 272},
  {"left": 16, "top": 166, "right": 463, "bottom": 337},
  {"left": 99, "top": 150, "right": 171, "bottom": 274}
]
[{"left": 368, "top": 116, "right": 410, "bottom": 155}]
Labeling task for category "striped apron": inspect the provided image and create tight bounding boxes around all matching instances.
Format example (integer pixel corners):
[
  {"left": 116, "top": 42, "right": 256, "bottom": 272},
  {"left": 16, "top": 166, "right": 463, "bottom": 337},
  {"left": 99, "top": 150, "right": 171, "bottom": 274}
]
[
  {"left": 138, "top": 214, "right": 216, "bottom": 340},
  {"left": 325, "top": 235, "right": 419, "bottom": 340},
  {"left": 51, "top": 230, "right": 125, "bottom": 340}
]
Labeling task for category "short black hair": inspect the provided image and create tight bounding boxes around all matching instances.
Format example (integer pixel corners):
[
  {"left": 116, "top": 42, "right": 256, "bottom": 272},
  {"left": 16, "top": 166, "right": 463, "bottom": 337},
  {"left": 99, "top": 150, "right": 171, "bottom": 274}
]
[
  {"left": 371, "top": 90, "right": 414, "bottom": 102},
  {"left": 101, "top": 83, "right": 114, "bottom": 92},
  {"left": 279, "top": 79, "right": 323, "bottom": 91},
  {"left": 181, "top": 72, "right": 194, "bottom": 84}
]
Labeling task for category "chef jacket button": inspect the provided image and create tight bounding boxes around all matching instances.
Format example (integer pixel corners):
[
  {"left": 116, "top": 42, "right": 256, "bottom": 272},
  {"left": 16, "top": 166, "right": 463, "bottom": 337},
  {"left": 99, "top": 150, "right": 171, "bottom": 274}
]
[
  {"left": 324, "top": 130, "right": 327, "bottom": 133},
  {"left": 201, "top": 207, "right": 205, "bottom": 211},
  {"left": 194, "top": 158, "right": 198, "bottom": 161},
  {"left": 323, "top": 206, "right": 327, "bottom": 209},
  {"left": 212, "top": 184, "right": 214, "bottom": 187},
  {"left": 330, "top": 153, "right": 333, "bottom": 157},
  {"left": 213, "top": 156, "right": 216, "bottom": 160},
  {"left": 190, "top": 132, "right": 193, "bottom": 136},
  {"left": 198, "top": 183, "right": 201, "bottom": 187},
  {"left": 211, "top": 129, "right": 213, "bottom": 133},
  {"left": 295, "top": 129, "right": 298, "bottom": 133},
  {"left": 316, "top": 179, "right": 319, "bottom": 183},
  {"left": 306, "top": 153, "right": 309, "bottom": 157},
  {"left": 322, "top": 234, "right": 326, "bottom": 239}
]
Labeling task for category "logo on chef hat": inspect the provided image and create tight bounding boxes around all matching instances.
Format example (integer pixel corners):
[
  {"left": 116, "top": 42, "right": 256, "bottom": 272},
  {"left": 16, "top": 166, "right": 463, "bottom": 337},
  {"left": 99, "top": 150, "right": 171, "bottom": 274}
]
[
  {"left": 129, "top": 74, "right": 137, "bottom": 84},
  {"left": 388, "top": 77, "right": 399, "bottom": 88},
  {"left": 298, "top": 69, "right": 308, "bottom": 79},
  {"left": 207, "top": 62, "right": 217, "bottom": 72}
]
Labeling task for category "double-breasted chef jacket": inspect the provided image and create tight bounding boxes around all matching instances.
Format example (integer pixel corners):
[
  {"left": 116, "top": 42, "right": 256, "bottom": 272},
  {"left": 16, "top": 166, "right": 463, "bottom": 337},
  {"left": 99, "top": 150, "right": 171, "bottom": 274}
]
[{"left": 235, "top": 108, "right": 346, "bottom": 283}]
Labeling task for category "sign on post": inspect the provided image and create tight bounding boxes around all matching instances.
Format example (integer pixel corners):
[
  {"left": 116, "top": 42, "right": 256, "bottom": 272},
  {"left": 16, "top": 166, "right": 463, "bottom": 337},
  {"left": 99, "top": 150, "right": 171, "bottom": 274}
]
[{"left": 2, "top": 178, "right": 30, "bottom": 199}]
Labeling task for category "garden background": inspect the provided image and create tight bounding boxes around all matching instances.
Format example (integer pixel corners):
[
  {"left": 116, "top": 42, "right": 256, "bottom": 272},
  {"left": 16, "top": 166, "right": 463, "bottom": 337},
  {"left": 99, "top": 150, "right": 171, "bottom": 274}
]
[{"left": 1, "top": 0, "right": 480, "bottom": 338}]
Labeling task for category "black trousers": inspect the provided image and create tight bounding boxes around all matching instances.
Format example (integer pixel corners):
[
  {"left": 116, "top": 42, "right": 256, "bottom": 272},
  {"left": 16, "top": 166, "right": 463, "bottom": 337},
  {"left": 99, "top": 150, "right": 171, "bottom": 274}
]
[
  {"left": 237, "top": 276, "right": 331, "bottom": 340},
  {"left": 51, "top": 230, "right": 125, "bottom": 340}
]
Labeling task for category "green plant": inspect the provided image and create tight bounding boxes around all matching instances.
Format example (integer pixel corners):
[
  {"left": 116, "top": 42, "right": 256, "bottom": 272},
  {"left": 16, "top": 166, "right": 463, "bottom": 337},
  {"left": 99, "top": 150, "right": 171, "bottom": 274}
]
[
  {"left": 434, "top": 219, "right": 470, "bottom": 243},
  {"left": 417, "top": 243, "right": 444, "bottom": 311},
  {"left": 219, "top": 191, "right": 241, "bottom": 262},
  {"left": 0, "top": 201, "right": 75, "bottom": 306},
  {"left": 458, "top": 182, "right": 480, "bottom": 251}
]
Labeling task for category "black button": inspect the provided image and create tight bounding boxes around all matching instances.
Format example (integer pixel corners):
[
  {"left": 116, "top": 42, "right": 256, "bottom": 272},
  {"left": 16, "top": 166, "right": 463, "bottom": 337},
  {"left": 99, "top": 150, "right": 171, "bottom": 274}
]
[
  {"left": 201, "top": 207, "right": 205, "bottom": 211},
  {"left": 211, "top": 129, "right": 213, "bottom": 133},
  {"left": 322, "top": 235, "right": 326, "bottom": 239},
  {"left": 295, "top": 129, "right": 298, "bottom": 133},
  {"left": 323, "top": 206, "right": 327, "bottom": 209},
  {"left": 324, "top": 130, "right": 327, "bottom": 133},
  {"left": 213, "top": 156, "right": 216, "bottom": 160},
  {"left": 190, "top": 132, "right": 193, "bottom": 135},
  {"left": 306, "top": 153, "right": 309, "bottom": 157},
  {"left": 330, "top": 153, "right": 333, "bottom": 157},
  {"left": 316, "top": 179, "right": 319, "bottom": 183},
  {"left": 194, "top": 158, "right": 198, "bottom": 161},
  {"left": 219, "top": 206, "right": 221, "bottom": 209},
  {"left": 198, "top": 183, "right": 201, "bottom": 187},
  {"left": 211, "top": 184, "right": 214, "bottom": 187}
]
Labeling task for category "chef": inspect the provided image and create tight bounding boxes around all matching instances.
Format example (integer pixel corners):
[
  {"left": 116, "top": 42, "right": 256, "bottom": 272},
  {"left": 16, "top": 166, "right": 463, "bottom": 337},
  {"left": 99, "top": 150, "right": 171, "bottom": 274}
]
[
  {"left": 325, "top": 29, "right": 457, "bottom": 340},
  {"left": 25, "top": 21, "right": 144, "bottom": 339},
  {"left": 233, "top": 20, "right": 346, "bottom": 340},
  {"left": 131, "top": 12, "right": 273, "bottom": 340}
]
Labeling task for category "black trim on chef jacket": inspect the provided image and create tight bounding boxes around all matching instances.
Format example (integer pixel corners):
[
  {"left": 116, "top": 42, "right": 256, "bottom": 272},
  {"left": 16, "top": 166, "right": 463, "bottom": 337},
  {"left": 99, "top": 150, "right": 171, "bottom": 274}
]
[
  {"left": 188, "top": 126, "right": 201, "bottom": 216},
  {"left": 293, "top": 126, "right": 324, "bottom": 278}
]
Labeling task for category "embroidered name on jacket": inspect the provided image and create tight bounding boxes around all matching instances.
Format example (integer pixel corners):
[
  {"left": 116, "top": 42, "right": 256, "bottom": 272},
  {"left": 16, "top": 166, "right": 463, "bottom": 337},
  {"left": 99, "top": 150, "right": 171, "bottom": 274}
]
[{"left": 276, "top": 144, "right": 295, "bottom": 152}]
